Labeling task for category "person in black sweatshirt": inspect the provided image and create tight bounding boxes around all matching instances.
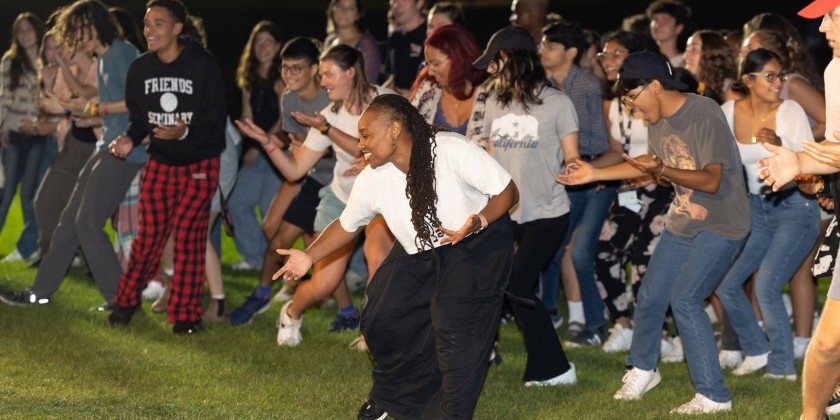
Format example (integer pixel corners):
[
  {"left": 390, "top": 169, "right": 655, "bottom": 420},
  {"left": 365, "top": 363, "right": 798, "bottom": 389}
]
[{"left": 106, "top": 0, "right": 225, "bottom": 334}]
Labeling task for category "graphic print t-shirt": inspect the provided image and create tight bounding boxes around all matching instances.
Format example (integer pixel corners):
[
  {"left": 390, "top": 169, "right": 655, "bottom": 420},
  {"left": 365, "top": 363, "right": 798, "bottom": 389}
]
[
  {"left": 647, "top": 94, "right": 749, "bottom": 240},
  {"left": 483, "top": 87, "right": 578, "bottom": 223}
]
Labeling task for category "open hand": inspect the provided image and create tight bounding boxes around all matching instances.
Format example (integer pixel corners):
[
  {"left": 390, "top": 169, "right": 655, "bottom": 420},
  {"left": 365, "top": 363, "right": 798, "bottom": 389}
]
[
  {"left": 758, "top": 143, "right": 800, "bottom": 191},
  {"left": 234, "top": 118, "right": 270, "bottom": 145},
  {"left": 272, "top": 248, "right": 313, "bottom": 281},
  {"left": 556, "top": 158, "right": 595, "bottom": 185},
  {"left": 290, "top": 111, "right": 326, "bottom": 129},
  {"left": 438, "top": 214, "right": 482, "bottom": 246}
]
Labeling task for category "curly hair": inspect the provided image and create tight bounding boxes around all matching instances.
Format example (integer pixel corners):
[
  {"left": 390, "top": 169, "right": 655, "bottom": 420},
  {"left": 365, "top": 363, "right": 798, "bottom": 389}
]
[
  {"left": 53, "top": 0, "right": 119, "bottom": 51},
  {"left": 236, "top": 21, "right": 284, "bottom": 92},
  {"left": 367, "top": 94, "right": 442, "bottom": 252},
  {"left": 484, "top": 48, "right": 548, "bottom": 111},
  {"left": 5, "top": 12, "right": 45, "bottom": 91},
  {"left": 693, "top": 30, "right": 735, "bottom": 99}
]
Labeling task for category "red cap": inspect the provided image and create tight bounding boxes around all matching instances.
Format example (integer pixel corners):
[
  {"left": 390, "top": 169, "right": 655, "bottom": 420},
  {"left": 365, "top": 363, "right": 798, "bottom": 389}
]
[{"left": 799, "top": 0, "right": 840, "bottom": 18}]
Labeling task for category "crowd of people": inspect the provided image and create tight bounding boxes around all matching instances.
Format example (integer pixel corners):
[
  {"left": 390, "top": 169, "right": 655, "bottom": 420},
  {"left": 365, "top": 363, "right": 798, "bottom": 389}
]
[{"left": 1, "top": 0, "right": 840, "bottom": 417}]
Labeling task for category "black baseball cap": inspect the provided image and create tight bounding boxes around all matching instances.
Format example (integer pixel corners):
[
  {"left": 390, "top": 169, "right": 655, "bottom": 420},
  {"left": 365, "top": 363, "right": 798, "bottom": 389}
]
[
  {"left": 473, "top": 26, "right": 536, "bottom": 70},
  {"left": 618, "top": 50, "right": 688, "bottom": 91}
]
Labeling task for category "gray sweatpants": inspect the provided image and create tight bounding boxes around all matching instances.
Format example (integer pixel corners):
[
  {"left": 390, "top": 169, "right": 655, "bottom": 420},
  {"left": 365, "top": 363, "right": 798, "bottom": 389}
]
[{"left": 30, "top": 150, "right": 143, "bottom": 301}]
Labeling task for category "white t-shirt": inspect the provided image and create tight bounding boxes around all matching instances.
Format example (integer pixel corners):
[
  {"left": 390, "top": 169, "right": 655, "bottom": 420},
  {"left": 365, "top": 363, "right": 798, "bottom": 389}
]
[
  {"left": 339, "top": 132, "right": 512, "bottom": 255},
  {"left": 302, "top": 86, "right": 393, "bottom": 203},
  {"left": 608, "top": 98, "right": 648, "bottom": 157},
  {"left": 721, "top": 99, "right": 813, "bottom": 194}
]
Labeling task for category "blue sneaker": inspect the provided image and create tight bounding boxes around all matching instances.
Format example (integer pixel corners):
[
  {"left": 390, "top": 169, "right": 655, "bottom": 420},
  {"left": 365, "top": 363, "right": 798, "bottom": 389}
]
[
  {"left": 329, "top": 315, "right": 360, "bottom": 332},
  {"left": 229, "top": 292, "right": 270, "bottom": 326}
]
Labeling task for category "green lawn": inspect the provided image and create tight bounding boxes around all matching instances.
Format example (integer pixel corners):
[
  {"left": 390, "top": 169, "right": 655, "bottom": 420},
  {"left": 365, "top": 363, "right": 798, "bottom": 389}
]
[{"left": 0, "top": 194, "right": 809, "bottom": 419}]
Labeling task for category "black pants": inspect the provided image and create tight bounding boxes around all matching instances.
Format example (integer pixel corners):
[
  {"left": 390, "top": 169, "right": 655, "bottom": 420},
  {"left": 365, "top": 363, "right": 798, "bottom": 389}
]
[
  {"left": 509, "top": 214, "right": 572, "bottom": 381},
  {"left": 361, "top": 215, "right": 514, "bottom": 420}
]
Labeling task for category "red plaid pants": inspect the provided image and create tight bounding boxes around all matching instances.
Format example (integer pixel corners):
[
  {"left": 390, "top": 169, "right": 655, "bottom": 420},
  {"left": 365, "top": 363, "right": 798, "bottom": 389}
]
[{"left": 115, "top": 156, "right": 219, "bottom": 323}]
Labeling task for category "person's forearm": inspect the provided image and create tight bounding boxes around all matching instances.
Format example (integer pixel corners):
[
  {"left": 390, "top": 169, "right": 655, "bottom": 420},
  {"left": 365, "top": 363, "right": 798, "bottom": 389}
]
[
  {"left": 305, "top": 219, "right": 361, "bottom": 263},
  {"left": 798, "top": 150, "right": 840, "bottom": 174},
  {"left": 99, "top": 100, "right": 127, "bottom": 115},
  {"left": 660, "top": 165, "right": 720, "bottom": 194},
  {"left": 324, "top": 126, "right": 360, "bottom": 156},
  {"left": 593, "top": 161, "right": 647, "bottom": 181},
  {"left": 478, "top": 180, "right": 518, "bottom": 224},
  {"left": 264, "top": 146, "right": 308, "bottom": 181}
]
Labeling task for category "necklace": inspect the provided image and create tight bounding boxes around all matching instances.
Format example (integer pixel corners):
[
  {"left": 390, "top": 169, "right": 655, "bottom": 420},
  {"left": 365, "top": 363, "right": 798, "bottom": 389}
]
[{"left": 749, "top": 102, "right": 776, "bottom": 144}]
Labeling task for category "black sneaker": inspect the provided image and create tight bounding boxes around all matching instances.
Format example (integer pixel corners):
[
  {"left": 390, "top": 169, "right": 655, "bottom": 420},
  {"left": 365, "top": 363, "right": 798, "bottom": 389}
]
[
  {"left": 565, "top": 328, "right": 605, "bottom": 348},
  {"left": 357, "top": 399, "right": 388, "bottom": 420},
  {"left": 107, "top": 304, "right": 138, "bottom": 327},
  {"left": 329, "top": 315, "right": 360, "bottom": 332},
  {"left": 0, "top": 290, "right": 49, "bottom": 306},
  {"left": 173, "top": 320, "right": 203, "bottom": 334}
]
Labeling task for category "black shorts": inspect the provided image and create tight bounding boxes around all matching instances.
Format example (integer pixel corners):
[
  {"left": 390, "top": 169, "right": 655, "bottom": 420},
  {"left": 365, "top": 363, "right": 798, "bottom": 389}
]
[{"left": 282, "top": 175, "right": 325, "bottom": 235}]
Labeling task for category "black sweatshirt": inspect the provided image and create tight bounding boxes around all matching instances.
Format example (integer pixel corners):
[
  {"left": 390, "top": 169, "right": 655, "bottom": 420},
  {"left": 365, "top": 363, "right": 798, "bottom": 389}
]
[{"left": 124, "top": 37, "right": 226, "bottom": 165}]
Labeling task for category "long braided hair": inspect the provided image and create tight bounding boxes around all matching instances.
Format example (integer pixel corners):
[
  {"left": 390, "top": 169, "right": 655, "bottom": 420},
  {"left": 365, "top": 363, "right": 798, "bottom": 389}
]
[{"left": 367, "top": 94, "right": 442, "bottom": 252}]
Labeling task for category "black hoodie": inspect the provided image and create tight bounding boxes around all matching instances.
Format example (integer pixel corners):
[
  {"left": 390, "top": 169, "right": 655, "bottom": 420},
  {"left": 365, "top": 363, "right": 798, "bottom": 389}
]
[{"left": 124, "top": 37, "right": 226, "bottom": 165}]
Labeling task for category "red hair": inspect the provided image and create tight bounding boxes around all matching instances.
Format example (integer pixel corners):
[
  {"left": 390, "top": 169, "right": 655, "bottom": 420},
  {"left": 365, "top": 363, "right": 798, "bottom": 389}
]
[{"left": 410, "top": 25, "right": 486, "bottom": 100}]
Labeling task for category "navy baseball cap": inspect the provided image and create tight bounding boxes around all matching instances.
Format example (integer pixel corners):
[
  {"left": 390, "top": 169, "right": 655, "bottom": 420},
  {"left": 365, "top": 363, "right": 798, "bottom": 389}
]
[
  {"left": 473, "top": 26, "right": 536, "bottom": 70},
  {"left": 618, "top": 51, "right": 689, "bottom": 91}
]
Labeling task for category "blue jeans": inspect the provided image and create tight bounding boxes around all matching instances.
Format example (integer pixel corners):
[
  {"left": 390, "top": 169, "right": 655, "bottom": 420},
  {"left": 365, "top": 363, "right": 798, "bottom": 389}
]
[
  {"left": 541, "top": 184, "right": 616, "bottom": 330},
  {"left": 228, "top": 151, "right": 282, "bottom": 266},
  {"left": 0, "top": 131, "right": 46, "bottom": 258},
  {"left": 716, "top": 192, "right": 819, "bottom": 376},
  {"left": 628, "top": 230, "right": 742, "bottom": 403},
  {"left": 16, "top": 135, "right": 57, "bottom": 257}
]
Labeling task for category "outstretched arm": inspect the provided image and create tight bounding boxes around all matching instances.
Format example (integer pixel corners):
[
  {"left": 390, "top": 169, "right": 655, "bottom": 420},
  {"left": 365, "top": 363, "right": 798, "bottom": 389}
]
[{"left": 273, "top": 219, "right": 362, "bottom": 281}]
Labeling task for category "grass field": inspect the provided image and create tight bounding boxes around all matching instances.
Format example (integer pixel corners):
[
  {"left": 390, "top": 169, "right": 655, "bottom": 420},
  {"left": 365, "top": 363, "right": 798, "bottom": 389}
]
[{"left": 0, "top": 194, "right": 811, "bottom": 419}]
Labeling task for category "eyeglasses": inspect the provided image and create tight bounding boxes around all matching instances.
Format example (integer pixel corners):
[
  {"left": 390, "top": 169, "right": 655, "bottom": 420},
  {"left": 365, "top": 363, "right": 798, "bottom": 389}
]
[
  {"left": 596, "top": 49, "right": 628, "bottom": 61},
  {"left": 749, "top": 71, "right": 789, "bottom": 83},
  {"left": 620, "top": 84, "right": 649, "bottom": 109},
  {"left": 281, "top": 64, "right": 307, "bottom": 75}
]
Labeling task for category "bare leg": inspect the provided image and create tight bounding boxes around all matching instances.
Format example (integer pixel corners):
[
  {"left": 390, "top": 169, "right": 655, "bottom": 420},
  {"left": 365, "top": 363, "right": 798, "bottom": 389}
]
[
  {"left": 206, "top": 212, "right": 223, "bottom": 296},
  {"left": 802, "top": 298, "right": 840, "bottom": 419},
  {"left": 287, "top": 239, "right": 354, "bottom": 320},
  {"left": 792, "top": 219, "right": 828, "bottom": 338},
  {"left": 260, "top": 220, "right": 306, "bottom": 288},
  {"left": 262, "top": 180, "right": 301, "bottom": 240}
]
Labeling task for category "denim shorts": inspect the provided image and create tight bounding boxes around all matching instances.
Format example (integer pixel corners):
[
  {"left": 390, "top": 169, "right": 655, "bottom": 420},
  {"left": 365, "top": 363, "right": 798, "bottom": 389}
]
[{"left": 313, "top": 185, "right": 347, "bottom": 232}]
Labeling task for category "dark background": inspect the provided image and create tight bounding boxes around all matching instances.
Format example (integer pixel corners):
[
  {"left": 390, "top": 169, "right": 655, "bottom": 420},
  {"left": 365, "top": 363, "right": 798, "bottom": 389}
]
[{"left": 0, "top": 0, "right": 826, "bottom": 117}]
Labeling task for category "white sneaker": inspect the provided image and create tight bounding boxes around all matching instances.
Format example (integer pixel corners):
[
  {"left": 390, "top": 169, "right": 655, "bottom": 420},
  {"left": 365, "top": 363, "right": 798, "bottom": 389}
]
[
  {"left": 613, "top": 368, "right": 661, "bottom": 400},
  {"left": 272, "top": 283, "right": 295, "bottom": 303},
  {"left": 231, "top": 260, "right": 256, "bottom": 271},
  {"left": 277, "top": 300, "right": 302, "bottom": 347},
  {"left": 2, "top": 249, "right": 23, "bottom": 263},
  {"left": 349, "top": 334, "right": 368, "bottom": 352},
  {"left": 525, "top": 363, "right": 577, "bottom": 387},
  {"left": 793, "top": 337, "right": 810, "bottom": 360},
  {"left": 141, "top": 280, "right": 166, "bottom": 301},
  {"left": 732, "top": 352, "right": 769, "bottom": 376},
  {"left": 762, "top": 373, "right": 796, "bottom": 381},
  {"left": 602, "top": 324, "right": 633, "bottom": 353},
  {"left": 826, "top": 384, "right": 840, "bottom": 415},
  {"left": 670, "top": 393, "right": 731, "bottom": 415},
  {"left": 718, "top": 350, "right": 743, "bottom": 369},
  {"left": 661, "top": 337, "right": 684, "bottom": 363}
]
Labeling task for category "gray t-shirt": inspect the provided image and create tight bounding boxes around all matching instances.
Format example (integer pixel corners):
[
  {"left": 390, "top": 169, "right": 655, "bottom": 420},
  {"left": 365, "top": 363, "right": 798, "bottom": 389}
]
[
  {"left": 281, "top": 88, "right": 334, "bottom": 185},
  {"left": 647, "top": 94, "right": 750, "bottom": 240},
  {"left": 483, "top": 86, "right": 578, "bottom": 223}
]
